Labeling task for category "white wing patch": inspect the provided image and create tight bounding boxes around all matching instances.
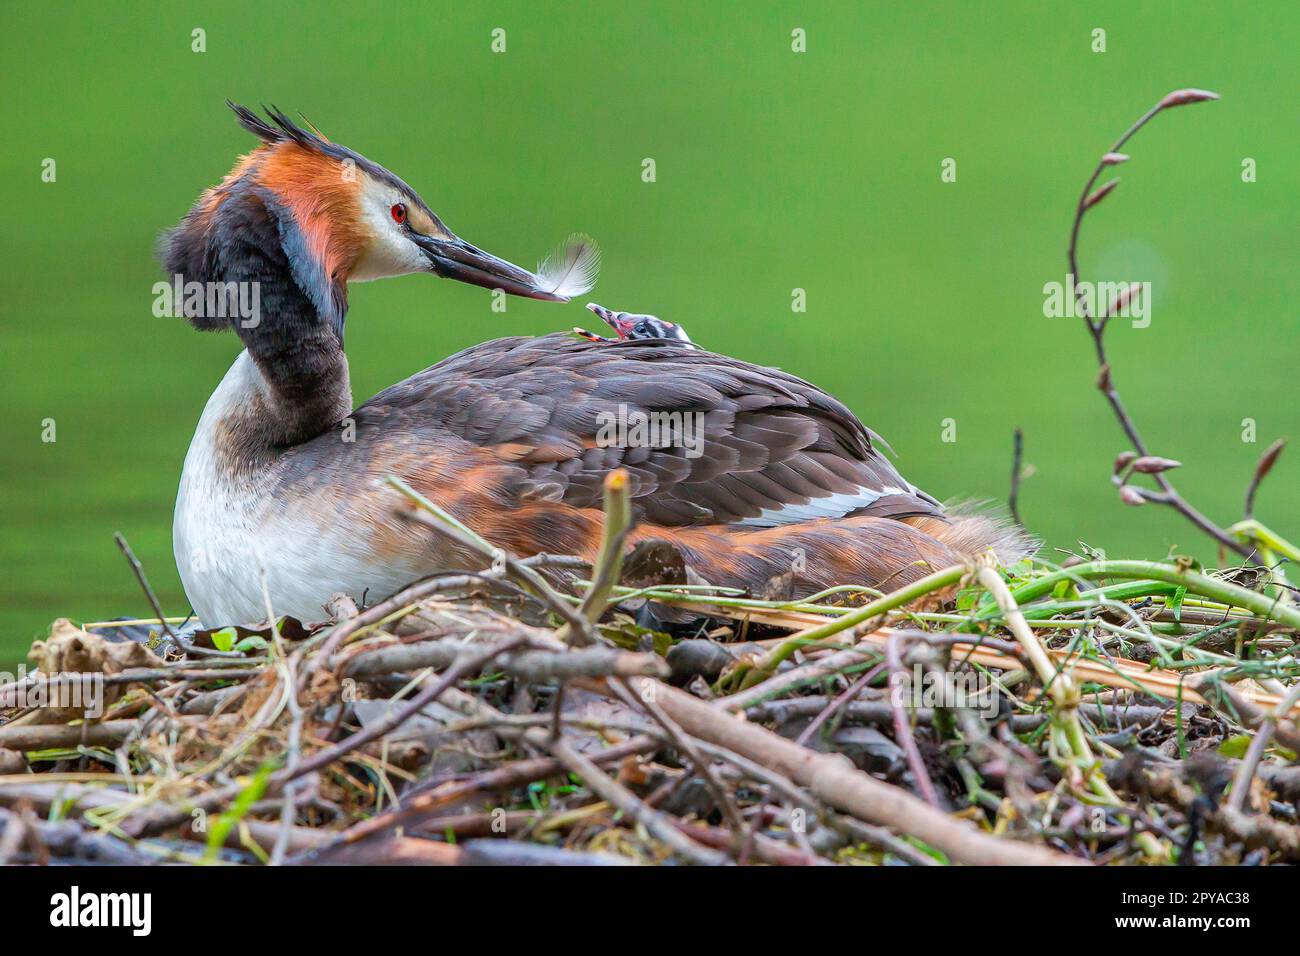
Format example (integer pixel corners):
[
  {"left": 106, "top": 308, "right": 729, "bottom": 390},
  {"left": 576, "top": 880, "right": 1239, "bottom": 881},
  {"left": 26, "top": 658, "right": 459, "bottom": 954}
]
[{"left": 731, "top": 486, "right": 910, "bottom": 528}]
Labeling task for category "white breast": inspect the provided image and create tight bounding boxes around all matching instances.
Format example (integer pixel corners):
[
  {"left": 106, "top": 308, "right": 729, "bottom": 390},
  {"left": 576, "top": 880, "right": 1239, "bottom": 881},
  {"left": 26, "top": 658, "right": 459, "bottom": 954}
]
[{"left": 174, "top": 351, "right": 422, "bottom": 626}]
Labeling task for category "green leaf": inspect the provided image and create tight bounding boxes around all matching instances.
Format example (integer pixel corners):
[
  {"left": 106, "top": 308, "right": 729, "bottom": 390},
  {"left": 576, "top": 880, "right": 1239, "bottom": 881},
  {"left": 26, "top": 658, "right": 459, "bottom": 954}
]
[
  {"left": 210, "top": 626, "right": 239, "bottom": 652},
  {"left": 1051, "top": 579, "right": 1080, "bottom": 601},
  {"left": 1169, "top": 586, "right": 1186, "bottom": 624},
  {"left": 599, "top": 614, "right": 672, "bottom": 654},
  {"left": 1217, "top": 735, "right": 1252, "bottom": 759},
  {"left": 234, "top": 635, "right": 269, "bottom": 653},
  {"left": 205, "top": 760, "right": 276, "bottom": 862}
]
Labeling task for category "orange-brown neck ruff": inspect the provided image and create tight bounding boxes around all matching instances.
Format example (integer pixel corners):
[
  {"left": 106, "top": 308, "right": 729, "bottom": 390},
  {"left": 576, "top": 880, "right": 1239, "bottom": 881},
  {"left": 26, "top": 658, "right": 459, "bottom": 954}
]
[{"left": 253, "top": 142, "right": 367, "bottom": 291}]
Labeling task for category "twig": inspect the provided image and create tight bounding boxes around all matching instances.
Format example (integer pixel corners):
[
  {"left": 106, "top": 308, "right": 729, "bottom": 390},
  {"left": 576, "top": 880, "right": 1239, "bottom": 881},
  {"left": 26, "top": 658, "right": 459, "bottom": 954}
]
[
  {"left": 1009, "top": 428, "right": 1025, "bottom": 527},
  {"left": 739, "top": 661, "right": 892, "bottom": 865},
  {"left": 545, "top": 736, "right": 727, "bottom": 865},
  {"left": 307, "top": 556, "right": 582, "bottom": 675},
  {"left": 324, "top": 736, "right": 660, "bottom": 850},
  {"left": 1193, "top": 678, "right": 1300, "bottom": 753},
  {"left": 830, "top": 816, "right": 940, "bottom": 866},
  {"left": 729, "top": 564, "right": 968, "bottom": 688},
  {"left": 749, "top": 695, "right": 1172, "bottom": 734},
  {"left": 1065, "top": 89, "right": 1250, "bottom": 557},
  {"left": 977, "top": 563, "right": 1170, "bottom": 858},
  {"left": 685, "top": 592, "right": 1298, "bottom": 717},
  {"left": 1226, "top": 676, "right": 1300, "bottom": 814},
  {"left": 718, "top": 637, "right": 885, "bottom": 711},
  {"left": 387, "top": 477, "right": 601, "bottom": 646},
  {"left": 112, "top": 532, "right": 180, "bottom": 652},
  {"left": 1109, "top": 754, "right": 1300, "bottom": 860},
  {"left": 261, "top": 569, "right": 302, "bottom": 867},
  {"left": 308, "top": 574, "right": 487, "bottom": 670},
  {"left": 885, "top": 633, "right": 941, "bottom": 808},
  {"left": 628, "top": 677, "right": 1084, "bottom": 865},
  {"left": 339, "top": 639, "right": 668, "bottom": 682},
  {"left": 285, "top": 638, "right": 526, "bottom": 784},
  {"left": 699, "top": 728, "right": 935, "bottom": 865},
  {"left": 795, "top": 664, "right": 887, "bottom": 747},
  {"left": 574, "top": 470, "right": 633, "bottom": 629},
  {"left": 0, "top": 720, "right": 150, "bottom": 750},
  {"left": 0, "top": 809, "right": 30, "bottom": 866},
  {"left": 611, "top": 677, "right": 748, "bottom": 846},
  {"left": 1226, "top": 724, "right": 1272, "bottom": 814}
]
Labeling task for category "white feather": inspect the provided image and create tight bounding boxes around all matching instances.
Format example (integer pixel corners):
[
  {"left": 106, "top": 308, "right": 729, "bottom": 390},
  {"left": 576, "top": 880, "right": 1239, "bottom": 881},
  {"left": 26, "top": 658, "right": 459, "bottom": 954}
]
[
  {"left": 732, "top": 486, "right": 910, "bottom": 528},
  {"left": 534, "top": 233, "right": 601, "bottom": 298}
]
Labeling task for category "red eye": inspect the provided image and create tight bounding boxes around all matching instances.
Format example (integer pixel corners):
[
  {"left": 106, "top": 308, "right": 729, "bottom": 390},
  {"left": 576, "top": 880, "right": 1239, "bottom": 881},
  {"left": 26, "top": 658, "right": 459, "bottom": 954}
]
[{"left": 390, "top": 203, "right": 407, "bottom": 224}]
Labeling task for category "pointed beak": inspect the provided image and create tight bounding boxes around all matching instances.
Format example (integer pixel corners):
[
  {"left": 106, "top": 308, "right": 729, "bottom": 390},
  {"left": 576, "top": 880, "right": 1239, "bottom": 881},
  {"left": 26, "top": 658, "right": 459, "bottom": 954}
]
[
  {"left": 586, "top": 302, "right": 633, "bottom": 337},
  {"left": 414, "top": 232, "right": 568, "bottom": 301}
]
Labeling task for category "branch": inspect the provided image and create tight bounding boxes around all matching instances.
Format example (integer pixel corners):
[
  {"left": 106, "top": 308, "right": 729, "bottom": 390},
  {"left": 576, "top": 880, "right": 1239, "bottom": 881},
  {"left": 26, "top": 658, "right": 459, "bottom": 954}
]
[
  {"left": 630, "top": 677, "right": 1085, "bottom": 865},
  {"left": 386, "top": 476, "right": 601, "bottom": 646},
  {"left": 1065, "top": 89, "right": 1251, "bottom": 558},
  {"left": 1008, "top": 428, "right": 1025, "bottom": 527}
]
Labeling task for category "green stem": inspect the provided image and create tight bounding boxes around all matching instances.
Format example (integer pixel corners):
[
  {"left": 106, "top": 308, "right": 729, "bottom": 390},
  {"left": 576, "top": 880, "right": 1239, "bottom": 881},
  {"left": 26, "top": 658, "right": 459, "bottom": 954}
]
[
  {"left": 575, "top": 472, "right": 632, "bottom": 626},
  {"left": 998, "top": 561, "right": 1300, "bottom": 630},
  {"left": 727, "top": 564, "right": 967, "bottom": 690},
  {"left": 1230, "top": 519, "right": 1300, "bottom": 564}
]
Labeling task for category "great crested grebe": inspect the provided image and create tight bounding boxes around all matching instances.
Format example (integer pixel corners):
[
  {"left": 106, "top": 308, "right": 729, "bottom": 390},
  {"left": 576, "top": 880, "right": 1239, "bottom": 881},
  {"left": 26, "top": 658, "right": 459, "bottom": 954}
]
[
  {"left": 574, "top": 303, "right": 696, "bottom": 347},
  {"left": 167, "top": 105, "right": 1027, "bottom": 627}
]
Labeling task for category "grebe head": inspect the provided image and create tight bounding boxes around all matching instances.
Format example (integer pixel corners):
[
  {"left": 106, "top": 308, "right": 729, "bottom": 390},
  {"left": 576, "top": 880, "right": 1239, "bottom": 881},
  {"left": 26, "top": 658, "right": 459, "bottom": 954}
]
[
  {"left": 162, "top": 105, "right": 588, "bottom": 339},
  {"left": 585, "top": 302, "right": 694, "bottom": 346}
]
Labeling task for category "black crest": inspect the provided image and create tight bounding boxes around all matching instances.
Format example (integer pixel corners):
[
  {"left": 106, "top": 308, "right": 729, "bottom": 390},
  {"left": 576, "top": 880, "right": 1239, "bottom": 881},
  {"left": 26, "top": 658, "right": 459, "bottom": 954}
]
[{"left": 225, "top": 103, "right": 435, "bottom": 219}]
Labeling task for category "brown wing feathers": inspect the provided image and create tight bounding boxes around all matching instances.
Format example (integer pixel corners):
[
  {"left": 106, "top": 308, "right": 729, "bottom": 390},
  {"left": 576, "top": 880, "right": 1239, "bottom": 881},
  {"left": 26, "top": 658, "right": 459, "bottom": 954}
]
[
  {"left": 366, "top": 335, "right": 939, "bottom": 522},
  {"left": 354, "top": 333, "right": 1019, "bottom": 591}
]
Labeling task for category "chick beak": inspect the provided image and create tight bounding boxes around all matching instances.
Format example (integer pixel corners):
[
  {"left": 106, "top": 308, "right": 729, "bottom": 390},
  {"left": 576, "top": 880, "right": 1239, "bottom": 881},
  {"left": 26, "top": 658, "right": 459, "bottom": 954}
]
[{"left": 585, "top": 302, "right": 634, "bottom": 338}]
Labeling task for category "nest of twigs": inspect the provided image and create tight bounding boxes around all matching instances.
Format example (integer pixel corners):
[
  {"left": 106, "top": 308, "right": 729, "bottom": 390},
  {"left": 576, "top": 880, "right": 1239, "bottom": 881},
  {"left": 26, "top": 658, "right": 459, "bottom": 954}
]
[{"left": 3, "top": 471, "right": 1300, "bottom": 867}]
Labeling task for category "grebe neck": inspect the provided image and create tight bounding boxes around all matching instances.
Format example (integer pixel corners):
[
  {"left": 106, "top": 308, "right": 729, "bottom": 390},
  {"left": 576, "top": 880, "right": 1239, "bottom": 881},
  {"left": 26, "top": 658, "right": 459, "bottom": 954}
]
[{"left": 165, "top": 180, "right": 354, "bottom": 449}]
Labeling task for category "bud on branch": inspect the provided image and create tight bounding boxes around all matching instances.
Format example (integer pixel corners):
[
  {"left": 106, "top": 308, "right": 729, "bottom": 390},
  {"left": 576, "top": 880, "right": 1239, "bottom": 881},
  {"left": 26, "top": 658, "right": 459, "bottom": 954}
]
[
  {"left": 1254, "top": 439, "right": 1285, "bottom": 485},
  {"left": 1119, "top": 486, "right": 1145, "bottom": 506},
  {"left": 1245, "top": 438, "right": 1286, "bottom": 519},
  {"left": 1158, "top": 88, "right": 1220, "bottom": 109},
  {"left": 1102, "top": 282, "right": 1144, "bottom": 320},
  {"left": 1084, "top": 179, "right": 1120, "bottom": 209},
  {"left": 1131, "top": 456, "right": 1182, "bottom": 474}
]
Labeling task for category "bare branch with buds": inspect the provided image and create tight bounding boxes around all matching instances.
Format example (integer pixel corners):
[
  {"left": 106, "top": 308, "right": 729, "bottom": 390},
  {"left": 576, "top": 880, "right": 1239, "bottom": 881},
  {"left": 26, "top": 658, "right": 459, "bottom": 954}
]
[{"left": 1065, "top": 88, "right": 1262, "bottom": 559}]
